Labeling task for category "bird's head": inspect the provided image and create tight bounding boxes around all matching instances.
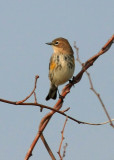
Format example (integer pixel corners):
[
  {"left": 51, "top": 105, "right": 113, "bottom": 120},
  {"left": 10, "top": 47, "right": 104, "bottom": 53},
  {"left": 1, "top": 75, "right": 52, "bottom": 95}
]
[{"left": 46, "top": 37, "right": 73, "bottom": 55}]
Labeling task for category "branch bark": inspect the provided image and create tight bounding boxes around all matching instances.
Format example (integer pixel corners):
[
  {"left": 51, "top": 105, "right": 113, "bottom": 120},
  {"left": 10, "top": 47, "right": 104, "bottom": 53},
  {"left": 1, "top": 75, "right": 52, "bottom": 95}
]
[{"left": 74, "top": 41, "right": 114, "bottom": 127}]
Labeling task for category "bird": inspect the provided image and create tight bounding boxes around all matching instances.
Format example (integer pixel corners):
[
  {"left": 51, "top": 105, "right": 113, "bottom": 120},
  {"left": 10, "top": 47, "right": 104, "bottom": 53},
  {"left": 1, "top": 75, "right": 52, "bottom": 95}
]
[{"left": 45, "top": 37, "right": 75, "bottom": 101}]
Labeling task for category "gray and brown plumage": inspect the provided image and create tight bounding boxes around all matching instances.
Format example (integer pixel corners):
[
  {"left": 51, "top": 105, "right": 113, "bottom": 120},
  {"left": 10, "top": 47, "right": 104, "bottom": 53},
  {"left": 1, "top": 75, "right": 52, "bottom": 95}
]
[{"left": 46, "top": 37, "right": 75, "bottom": 100}]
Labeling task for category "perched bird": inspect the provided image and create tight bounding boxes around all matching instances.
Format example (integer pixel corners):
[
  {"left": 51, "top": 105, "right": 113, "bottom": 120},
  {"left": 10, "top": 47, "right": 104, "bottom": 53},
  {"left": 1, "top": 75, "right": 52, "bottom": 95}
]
[{"left": 46, "top": 37, "right": 75, "bottom": 100}]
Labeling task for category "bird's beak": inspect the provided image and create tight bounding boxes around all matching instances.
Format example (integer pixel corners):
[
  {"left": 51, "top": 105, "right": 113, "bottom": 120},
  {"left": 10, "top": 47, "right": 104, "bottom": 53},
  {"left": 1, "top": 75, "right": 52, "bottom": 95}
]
[{"left": 45, "top": 42, "right": 54, "bottom": 45}]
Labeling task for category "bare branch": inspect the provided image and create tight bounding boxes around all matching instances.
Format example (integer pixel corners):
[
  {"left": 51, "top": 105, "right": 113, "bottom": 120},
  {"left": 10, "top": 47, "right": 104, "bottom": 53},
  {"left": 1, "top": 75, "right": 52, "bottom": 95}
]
[
  {"left": 0, "top": 98, "right": 81, "bottom": 124},
  {"left": 74, "top": 41, "right": 114, "bottom": 128},
  {"left": 16, "top": 75, "right": 39, "bottom": 104},
  {"left": 0, "top": 98, "right": 113, "bottom": 126},
  {"left": 40, "top": 134, "right": 56, "bottom": 160}
]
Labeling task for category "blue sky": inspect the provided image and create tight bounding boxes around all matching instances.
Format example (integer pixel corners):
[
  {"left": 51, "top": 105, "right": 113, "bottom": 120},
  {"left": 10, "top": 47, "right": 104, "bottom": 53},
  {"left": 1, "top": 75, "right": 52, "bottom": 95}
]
[{"left": 0, "top": 1, "right": 114, "bottom": 160}]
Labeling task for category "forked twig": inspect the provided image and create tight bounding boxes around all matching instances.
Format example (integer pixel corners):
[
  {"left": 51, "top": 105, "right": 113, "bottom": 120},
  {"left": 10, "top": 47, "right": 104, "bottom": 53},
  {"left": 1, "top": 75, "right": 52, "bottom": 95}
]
[
  {"left": 16, "top": 75, "right": 39, "bottom": 104},
  {"left": 74, "top": 41, "right": 114, "bottom": 127},
  {"left": 0, "top": 98, "right": 113, "bottom": 126}
]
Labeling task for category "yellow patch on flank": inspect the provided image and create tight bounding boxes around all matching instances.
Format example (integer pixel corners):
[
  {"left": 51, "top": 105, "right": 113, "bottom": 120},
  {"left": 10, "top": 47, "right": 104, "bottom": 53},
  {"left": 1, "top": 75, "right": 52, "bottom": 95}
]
[{"left": 50, "top": 62, "right": 56, "bottom": 70}]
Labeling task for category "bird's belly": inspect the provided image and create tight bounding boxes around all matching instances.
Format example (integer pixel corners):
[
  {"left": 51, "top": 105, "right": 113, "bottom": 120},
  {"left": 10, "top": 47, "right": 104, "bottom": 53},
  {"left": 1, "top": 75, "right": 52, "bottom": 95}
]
[{"left": 53, "top": 64, "right": 74, "bottom": 86}]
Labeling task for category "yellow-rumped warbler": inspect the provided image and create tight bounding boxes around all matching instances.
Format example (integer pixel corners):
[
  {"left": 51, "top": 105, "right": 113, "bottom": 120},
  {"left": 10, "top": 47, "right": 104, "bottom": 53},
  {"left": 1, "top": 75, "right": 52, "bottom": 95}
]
[{"left": 46, "top": 37, "right": 75, "bottom": 100}]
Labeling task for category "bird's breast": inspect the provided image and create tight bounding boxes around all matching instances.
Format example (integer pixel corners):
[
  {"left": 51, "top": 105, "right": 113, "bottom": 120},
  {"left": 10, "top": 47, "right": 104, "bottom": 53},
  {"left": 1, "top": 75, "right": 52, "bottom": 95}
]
[{"left": 49, "top": 54, "right": 75, "bottom": 86}]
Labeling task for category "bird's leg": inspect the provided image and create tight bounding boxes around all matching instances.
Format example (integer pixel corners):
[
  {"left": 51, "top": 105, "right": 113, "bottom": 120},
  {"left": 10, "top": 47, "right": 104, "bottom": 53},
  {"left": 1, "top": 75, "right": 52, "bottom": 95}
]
[
  {"left": 69, "top": 79, "right": 72, "bottom": 83},
  {"left": 69, "top": 76, "right": 75, "bottom": 86},
  {"left": 57, "top": 88, "right": 64, "bottom": 102}
]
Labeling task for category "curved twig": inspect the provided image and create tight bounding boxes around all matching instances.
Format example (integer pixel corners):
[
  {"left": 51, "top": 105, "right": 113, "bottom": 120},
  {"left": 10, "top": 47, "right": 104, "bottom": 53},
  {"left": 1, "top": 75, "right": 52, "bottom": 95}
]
[
  {"left": 0, "top": 98, "right": 113, "bottom": 126},
  {"left": 74, "top": 41, "right": 114, "bottom": 127}
]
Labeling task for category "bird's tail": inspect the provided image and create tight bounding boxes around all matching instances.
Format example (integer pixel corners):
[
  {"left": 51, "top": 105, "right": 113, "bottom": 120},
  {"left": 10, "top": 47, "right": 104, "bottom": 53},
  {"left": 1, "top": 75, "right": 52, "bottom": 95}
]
[{"left": 46, "top": 84, "right": 57, "bottom": 101}]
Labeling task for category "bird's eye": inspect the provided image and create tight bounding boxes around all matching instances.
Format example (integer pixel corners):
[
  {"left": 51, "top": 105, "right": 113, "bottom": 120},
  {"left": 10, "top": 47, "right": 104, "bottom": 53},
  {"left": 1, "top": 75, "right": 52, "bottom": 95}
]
[{"left": 55, "top": 41, "right": 59, "bottom": 45}]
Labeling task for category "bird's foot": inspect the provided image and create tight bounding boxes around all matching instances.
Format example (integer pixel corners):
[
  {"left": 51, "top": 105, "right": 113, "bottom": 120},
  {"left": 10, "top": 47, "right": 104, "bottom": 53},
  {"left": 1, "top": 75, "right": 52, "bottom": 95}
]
[{"left": 69, "top": 76, "right": 75, "bottom": 86}]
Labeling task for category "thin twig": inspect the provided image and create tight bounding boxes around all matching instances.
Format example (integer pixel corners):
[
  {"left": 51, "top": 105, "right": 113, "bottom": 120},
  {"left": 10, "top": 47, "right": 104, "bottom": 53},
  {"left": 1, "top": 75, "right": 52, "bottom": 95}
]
[
  {"left": 74, "top": 41, "right": 114, "bottom": 128},
  {"left": 34, "top": 92, "right": 37, "bottom": 104},
  {"left": 0, "top": 98, "right": 114, "bottom": 126},
  {"left": 40, "top": 134, "right": 56, "bottom": 160},
  {"left": 58, "top": 117, "right": 68, "bottom": 160},
  {"left": 62, "top": 107, "right": 70, "bottom": 113},
  {"left": 16, "top": 75, "right": 39, "bottom": 104}
]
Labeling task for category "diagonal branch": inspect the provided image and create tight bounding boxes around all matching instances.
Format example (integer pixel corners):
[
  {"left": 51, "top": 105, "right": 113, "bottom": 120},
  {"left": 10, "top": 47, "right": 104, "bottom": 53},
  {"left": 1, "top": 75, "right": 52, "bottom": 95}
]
[
  {"left": 24, "top": 35, "right": 114, "bottom": 159},
  {"left": 74, "top": 41, "right": 114, "bottom": 127},
  {"left": 40, "top": 134, "right": 56, "bottom": 160}
]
